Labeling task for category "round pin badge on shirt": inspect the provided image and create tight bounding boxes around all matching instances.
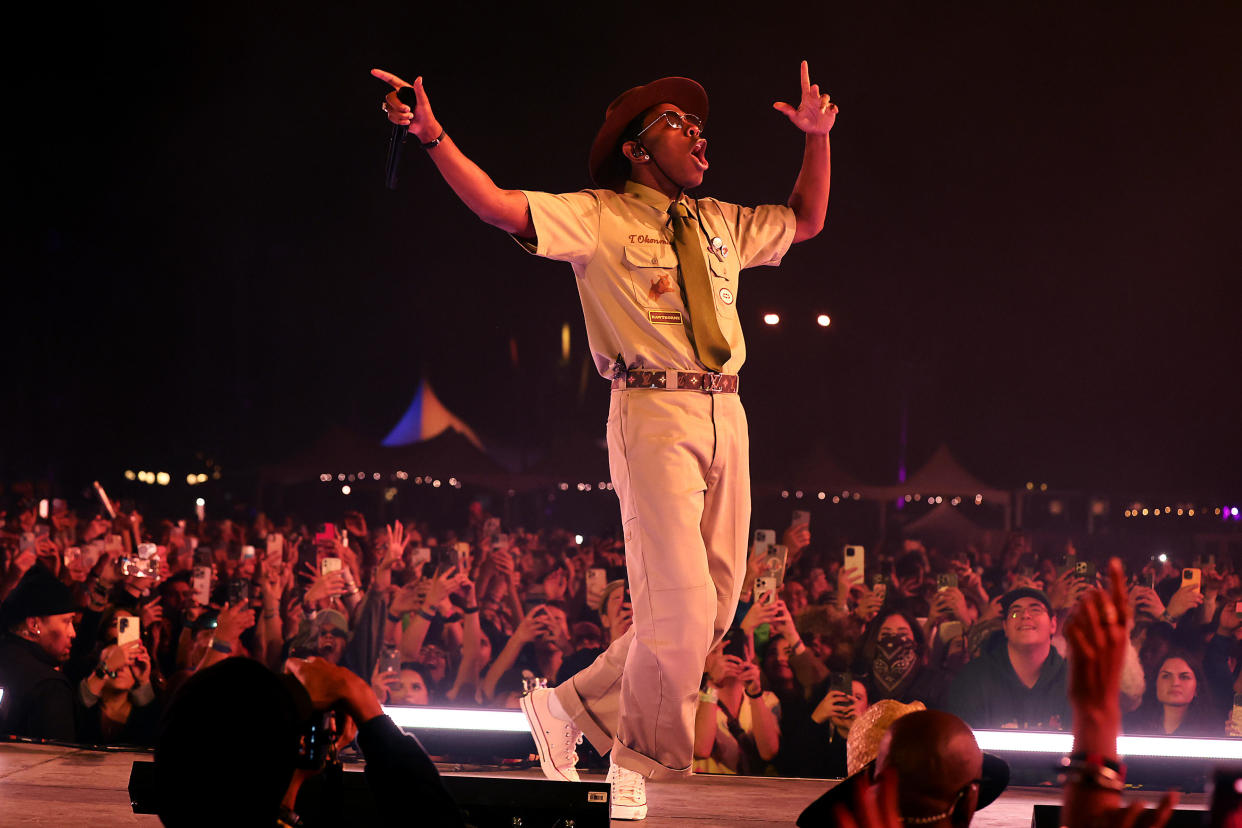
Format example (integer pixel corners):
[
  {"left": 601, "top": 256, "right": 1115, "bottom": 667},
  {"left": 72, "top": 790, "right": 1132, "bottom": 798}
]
[{"left": 718, "top": 287, "right": 734, "bottom": 305}]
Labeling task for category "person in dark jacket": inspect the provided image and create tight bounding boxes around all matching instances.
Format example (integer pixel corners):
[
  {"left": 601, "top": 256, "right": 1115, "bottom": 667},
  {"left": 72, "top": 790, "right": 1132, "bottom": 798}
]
[
  {"left": 944, "top": 587, "right": 1071, "bottom": 730},
  {"left": 0, "top": 564, "right": 80, "bottom": 741},
  {"left": 853, "top": 608, "right": 950, "bottom": 709},
  {"left": 154, "top": 656, "right": 463, "bottom": 827}
]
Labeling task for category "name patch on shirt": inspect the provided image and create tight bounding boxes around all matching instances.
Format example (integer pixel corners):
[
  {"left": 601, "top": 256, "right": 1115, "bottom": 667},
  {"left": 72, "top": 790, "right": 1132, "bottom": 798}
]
[{"left": 649, "top": 310, "right": 683, "bottom": 325}]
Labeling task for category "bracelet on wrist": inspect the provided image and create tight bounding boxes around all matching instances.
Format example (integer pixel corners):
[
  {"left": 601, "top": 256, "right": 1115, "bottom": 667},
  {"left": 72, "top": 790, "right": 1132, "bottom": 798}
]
[
  {"left": 417, "top": 609, "right": 437, "bottom": 622},
  {"left": 463, "top": 605, "right": 480, "bottom": 614},
  {"left": 698, "top": 690, "right": 719, "bottom": 705},
  {"left": 421, "top": 129, "right": 445, "bottom": 150},
  {"left": 1059, "top": 755, "right": 1126, "bottom": 791},
  {"left": 386, "top": 612, "right": 405, "bottom": 624},
  {"left": 745, "top": 686, "right": 764, "bottom": 699},
  {"left": 209, "top": 638, "right": 233, "bottom": 654}
]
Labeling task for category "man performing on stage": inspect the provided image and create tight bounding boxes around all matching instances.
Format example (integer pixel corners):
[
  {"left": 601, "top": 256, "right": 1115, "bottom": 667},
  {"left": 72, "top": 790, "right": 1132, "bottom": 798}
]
[{"left": 373, "top": 62, "right": 836, "bottom": 819}]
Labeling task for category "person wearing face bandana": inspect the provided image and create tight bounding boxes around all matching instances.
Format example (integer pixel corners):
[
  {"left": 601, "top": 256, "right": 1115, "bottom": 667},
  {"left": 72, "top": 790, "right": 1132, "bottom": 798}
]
[{"left": 855, "top": 609, "right": 953, "bottom": 710}]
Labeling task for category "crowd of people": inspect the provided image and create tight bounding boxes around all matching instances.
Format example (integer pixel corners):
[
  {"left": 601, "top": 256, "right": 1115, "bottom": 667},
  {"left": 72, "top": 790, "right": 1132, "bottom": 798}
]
[{"left": 1, "top": 492, "right": 1239, "bottom": 786}]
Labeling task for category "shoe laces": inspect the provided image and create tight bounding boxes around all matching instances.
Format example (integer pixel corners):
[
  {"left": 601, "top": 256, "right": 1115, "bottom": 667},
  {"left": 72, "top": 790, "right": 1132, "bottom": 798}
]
[
  {"left": 560, "top": 719, "right": 583, "bottom": 762},
  {"left": 611, "top": 767, "right": 645, "bottom": 799}
]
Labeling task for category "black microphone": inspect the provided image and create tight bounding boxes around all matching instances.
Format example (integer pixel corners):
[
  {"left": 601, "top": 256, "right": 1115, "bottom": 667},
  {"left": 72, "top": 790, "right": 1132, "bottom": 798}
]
[{"left": 385, "top": 86, "right": 418, "bottom": 190}]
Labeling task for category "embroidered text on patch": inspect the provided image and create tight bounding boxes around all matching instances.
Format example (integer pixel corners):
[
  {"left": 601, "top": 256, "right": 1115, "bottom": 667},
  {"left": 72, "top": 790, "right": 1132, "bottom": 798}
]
[
  {"left": 649, "top": 310, "right": 683, "bottom": 325},
  {"left": 628, "top": 234, "right": 670, "bottom": 245}
]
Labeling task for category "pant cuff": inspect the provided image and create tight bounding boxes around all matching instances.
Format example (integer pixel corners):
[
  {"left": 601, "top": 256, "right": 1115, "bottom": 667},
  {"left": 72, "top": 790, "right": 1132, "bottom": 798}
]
[
  {"left": 553, "top": 680, "right": 613, "bottom": 757},
  {"left": 611, "top": 741, "right": 694, "bottom": 782}
]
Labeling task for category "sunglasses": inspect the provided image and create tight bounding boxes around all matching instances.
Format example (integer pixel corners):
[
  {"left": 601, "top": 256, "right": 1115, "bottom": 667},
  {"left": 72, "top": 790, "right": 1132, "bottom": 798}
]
[{"left": 635, "top": 111, "right": 704, "bottom": 138}]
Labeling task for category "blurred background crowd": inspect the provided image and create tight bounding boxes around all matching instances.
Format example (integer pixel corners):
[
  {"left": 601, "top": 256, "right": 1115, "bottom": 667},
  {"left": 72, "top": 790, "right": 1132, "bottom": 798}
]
[{"left": 2, "top": 490, "right": 1240, "bottom": 787}]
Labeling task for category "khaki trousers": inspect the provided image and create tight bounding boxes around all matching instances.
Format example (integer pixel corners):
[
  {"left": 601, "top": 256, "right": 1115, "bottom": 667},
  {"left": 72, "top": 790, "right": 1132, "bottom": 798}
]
[{"left": 553, "top": 388, "right": 750, "bottom": 780}]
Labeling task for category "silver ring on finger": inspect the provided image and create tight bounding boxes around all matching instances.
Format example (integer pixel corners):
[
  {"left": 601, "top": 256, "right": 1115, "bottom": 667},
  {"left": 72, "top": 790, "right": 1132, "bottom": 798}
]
[{"left": 381, "top": 102, "right": 390, "bottom": 113}]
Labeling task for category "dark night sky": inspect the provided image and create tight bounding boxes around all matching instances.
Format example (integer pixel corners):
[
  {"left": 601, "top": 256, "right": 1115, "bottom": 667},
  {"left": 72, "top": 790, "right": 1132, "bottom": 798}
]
[{"left": 9, "top": 1, "right": 1241, "bottom": 496}]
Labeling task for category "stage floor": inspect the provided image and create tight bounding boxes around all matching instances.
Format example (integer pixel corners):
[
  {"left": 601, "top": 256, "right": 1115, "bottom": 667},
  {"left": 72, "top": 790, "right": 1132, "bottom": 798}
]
[{"left": 0, "top": 743, "right": 1208, "bottom": 826}]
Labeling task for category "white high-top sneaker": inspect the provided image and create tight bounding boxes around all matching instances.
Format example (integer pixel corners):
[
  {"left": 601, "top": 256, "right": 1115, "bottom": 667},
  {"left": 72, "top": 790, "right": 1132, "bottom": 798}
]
[
  {"left": 520, "top": 687, "right": 583, "bottom": 782},
  {"left": 606, "top": 763, "right": 648, "bottom": 820}
]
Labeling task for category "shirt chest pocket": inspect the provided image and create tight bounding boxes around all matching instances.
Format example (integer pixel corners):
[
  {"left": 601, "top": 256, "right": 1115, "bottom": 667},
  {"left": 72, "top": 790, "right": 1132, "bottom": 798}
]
[{"left": 622, "top": 245, "right": 682, "bottom": 309}]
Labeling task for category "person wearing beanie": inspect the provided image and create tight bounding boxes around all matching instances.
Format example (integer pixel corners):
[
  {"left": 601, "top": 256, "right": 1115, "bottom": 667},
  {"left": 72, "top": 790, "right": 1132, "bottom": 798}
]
[
  {"left": 373, "top": 58, "right": 837, "bottom": 821},
  {"left": 0, "top": 563, "right": 81, "bottom": 741}
]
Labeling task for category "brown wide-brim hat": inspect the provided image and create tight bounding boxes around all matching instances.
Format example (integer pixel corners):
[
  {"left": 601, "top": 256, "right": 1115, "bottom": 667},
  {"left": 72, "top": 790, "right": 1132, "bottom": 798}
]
[{"left": 588, "top": 76, "right": 709, "bottom": 192}]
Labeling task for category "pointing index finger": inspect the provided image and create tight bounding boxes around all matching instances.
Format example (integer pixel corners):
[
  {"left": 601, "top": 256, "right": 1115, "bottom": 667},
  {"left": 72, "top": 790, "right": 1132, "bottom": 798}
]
[{"left": 371, "top": 68, "right": 411, "bottom": 90}]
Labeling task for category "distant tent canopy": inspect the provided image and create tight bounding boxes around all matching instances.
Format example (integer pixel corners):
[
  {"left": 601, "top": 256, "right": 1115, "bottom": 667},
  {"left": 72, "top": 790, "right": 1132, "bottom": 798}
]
[
  {"left": 384, "top": 380, "right": 484, "bottom": 450},
  {"left": 870, "top": 444, "right": 1009, "bottom": 505}
]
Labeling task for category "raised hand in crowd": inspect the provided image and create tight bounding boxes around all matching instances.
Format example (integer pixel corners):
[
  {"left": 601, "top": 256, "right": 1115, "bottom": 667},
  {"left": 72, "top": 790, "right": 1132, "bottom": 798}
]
[
  {"left": 1129, "top": 584, "right": 1165, "bottom": 619},
  {"left": 1048, "top": 568, "right": 1092, "bottom": 614},
  {"left": 1062, "top": 558, "right": 1179, "bottom": 828},
  {"left": 741, "top": 596, "right": 784, "bottom": 638},
  {"left": 782, "top": 519, "right": 811, "bottom": 570},
  {"left": 1165, "top": 583, "right": 1204, "bottom": 623},
  {"left": 853, "top": 584, "right": 883, "bottom": 623},
  {"left": 303, "top": 562, "right": 350, "bottom": 608}
]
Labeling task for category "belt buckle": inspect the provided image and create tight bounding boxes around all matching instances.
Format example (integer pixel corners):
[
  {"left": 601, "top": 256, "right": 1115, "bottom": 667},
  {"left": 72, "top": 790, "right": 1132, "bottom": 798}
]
[{"left": 705, "top": 371, "right": 724, "bottom": 393}]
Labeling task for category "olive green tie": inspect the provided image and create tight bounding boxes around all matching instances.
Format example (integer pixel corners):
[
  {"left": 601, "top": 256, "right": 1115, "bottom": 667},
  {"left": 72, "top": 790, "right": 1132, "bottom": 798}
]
[{"left": 669, "top": 201, "right": 730, "bottom": 372}]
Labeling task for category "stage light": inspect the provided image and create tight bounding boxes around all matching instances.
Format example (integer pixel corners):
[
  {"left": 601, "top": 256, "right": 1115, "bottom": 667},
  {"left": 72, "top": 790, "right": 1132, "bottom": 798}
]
[
  {"left": 833, "top": 496, "right": 841, "bottom": 504},
  {"left": 384, "top": 706, "right": 532, "bottom": 732},
  {"left": 432, "top": 480, "right": 442, "bottom": 488},
  {"left": 818, "top": 492, "right": 826, "bottom": 500},
  {"left": 975, "top": 494, "right": 983, "bottom": 504},
  {"left": 373, "top": 473, "right": 382, "bottom": 481},
  {"left": 341, "top": 485, "right": 351, "bottom": 495},
  {"left": 1158, "top": 553, "right": 1168, "bottom": 563},
  {"left": 973, "top": 729, "right": 1242, "bottom": 760},
  {"left": 188, "top": 474, "right": 199, "bottom": 485},
  {"left": 574, "top": 535, "right": 584, "bottom": 545},
  {"left": 763, "top": 313, "right": 780, "bottom": 325},
  {"left": 156, "top": 472, "right": 170, "bottom": 486},
  {"left": 124, "top": 470, "right": 136, "bottom": 481},
  {"left": 816, "top": 314, "right": 831, "bottom": 327}
]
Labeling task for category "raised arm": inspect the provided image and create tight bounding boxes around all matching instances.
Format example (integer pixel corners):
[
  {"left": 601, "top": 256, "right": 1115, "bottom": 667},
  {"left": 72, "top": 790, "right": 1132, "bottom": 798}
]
[
  {"left": 373, "top": 69, "right": 534, "bottom": 238},
  {"left": 772, "top": 60, "right": 837, "bottom": 244}
]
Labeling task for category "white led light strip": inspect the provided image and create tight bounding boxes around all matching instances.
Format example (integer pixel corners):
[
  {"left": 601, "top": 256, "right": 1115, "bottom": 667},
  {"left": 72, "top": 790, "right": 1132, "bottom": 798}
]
[
  {"left": 383, "top": 706, "right": 532, "bottom": 733},
  {"left": 378, "top": 708, "right": 1242, "bottom": 760},
  {"left": 972, "top": 729, "right": 1242, "bottom": 760}
]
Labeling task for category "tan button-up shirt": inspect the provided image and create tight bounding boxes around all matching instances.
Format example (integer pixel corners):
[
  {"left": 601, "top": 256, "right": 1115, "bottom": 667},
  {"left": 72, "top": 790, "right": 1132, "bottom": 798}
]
[{"left": 517, "top": 181, "right": 796, "bottom": 378}]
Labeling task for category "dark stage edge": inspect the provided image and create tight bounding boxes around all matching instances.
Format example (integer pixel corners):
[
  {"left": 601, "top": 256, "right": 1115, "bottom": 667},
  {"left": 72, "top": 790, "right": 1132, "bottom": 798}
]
[{"left": 0, "top": 743, "right": 1208, "bottom": 826}]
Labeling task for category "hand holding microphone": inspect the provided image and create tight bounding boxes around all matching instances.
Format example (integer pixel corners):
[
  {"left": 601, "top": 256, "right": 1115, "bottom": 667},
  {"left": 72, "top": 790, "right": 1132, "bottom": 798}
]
[{"left": 372, "top": 69, "right": 444, "bottom": 189}]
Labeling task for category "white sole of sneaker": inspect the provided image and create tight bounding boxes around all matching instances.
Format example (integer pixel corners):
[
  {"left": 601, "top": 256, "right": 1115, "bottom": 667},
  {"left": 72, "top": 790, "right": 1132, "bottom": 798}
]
[
  {"left": 519, "top": 692, "right": 580, "bottom": 783},
  {"left": 611, "top": 803, "right": 648, "bottom": 820}
]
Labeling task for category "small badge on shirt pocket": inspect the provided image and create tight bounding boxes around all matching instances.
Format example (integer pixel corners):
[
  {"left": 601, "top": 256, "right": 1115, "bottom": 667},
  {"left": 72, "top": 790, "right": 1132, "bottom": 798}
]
[{"left": 649, "top": 310, "right": 683, "bottom": 325}]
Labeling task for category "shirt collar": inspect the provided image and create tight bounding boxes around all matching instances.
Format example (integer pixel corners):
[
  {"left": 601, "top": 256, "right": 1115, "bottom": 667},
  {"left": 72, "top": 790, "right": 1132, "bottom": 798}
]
[{"left": 622, "top": 180, "right": 692, "bottom": 213}]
